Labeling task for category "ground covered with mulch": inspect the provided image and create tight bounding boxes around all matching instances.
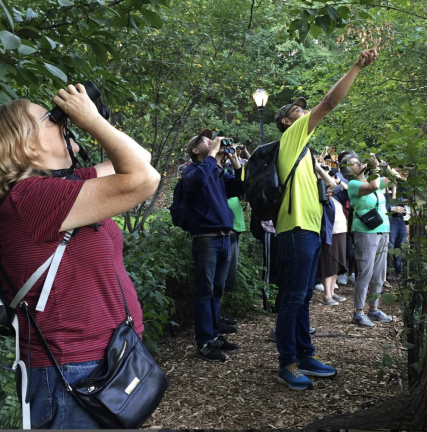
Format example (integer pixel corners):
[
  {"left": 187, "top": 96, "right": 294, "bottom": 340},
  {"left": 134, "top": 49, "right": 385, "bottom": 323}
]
[{"left": 144, "top": 282, "right": 404, "bottom": 429}]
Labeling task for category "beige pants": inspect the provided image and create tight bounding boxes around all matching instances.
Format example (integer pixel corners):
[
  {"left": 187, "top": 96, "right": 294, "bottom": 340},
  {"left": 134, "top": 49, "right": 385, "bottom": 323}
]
[{"left": 353, "top": 232, "right": 389, "bottom": 310}]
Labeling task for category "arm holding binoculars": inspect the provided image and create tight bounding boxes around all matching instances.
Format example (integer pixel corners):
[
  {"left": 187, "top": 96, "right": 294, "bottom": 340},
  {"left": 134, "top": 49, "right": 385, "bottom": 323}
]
[{"left": 58, "top": 84, "right": 160, "bottom": 232}]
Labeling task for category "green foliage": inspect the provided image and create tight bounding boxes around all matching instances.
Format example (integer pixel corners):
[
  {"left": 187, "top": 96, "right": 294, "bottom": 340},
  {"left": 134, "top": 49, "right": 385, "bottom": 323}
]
[{"left": 0, "top": 334, "right": 21, "bottom": 429}]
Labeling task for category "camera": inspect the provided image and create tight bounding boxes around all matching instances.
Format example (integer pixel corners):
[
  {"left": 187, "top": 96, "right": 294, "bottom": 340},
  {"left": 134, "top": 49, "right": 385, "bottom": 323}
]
[
  {"left": 320, "top": 164, "right": 330, "bottom": 171},
  {"left": 42, "top": 80, "right": 109, "bottom": 124},
  {"left": 329, "top": 168, "right": 338, "bottom": 177}
]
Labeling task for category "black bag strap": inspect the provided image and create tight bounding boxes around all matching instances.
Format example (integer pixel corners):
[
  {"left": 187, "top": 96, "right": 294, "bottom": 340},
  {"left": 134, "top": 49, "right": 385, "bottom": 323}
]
[
  {"left": 354, "top": 191, "right": 379, "bottom": 220},
  {"left": 282, "top": 144, "right": 310, "bottom": 214}
]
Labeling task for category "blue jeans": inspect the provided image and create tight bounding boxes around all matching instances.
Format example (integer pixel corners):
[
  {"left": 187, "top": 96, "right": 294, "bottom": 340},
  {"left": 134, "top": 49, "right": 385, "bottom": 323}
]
[
  {"left": 276, "top": 229, "right": 321, "bottom": 367},
  {"left": 192, "top": 236, "right": 231, "bottom": 345},
  {"left": 224, "top": 231, "right": 240, "bottom": 292},
  {"left": 388, "top": 218, "right": 406, "bottom": 275},
  {"left": 20, "top": 360, "right": 102, "bottom": 429}
]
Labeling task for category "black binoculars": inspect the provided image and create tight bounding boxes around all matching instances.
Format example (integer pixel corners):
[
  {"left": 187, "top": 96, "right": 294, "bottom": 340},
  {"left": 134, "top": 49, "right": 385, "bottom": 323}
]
[
  {"left": 236, "top": 145, "right": 245, "bottom": 151},
  {"left": 220, "top": 138, "right": 235, "bottom": 154},
  {"left": 40, "top": 80, "right": 109, "bottom": 125}
]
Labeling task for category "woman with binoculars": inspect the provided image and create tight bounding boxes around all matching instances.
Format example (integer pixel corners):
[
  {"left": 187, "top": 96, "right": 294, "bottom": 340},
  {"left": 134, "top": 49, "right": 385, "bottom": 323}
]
[{"left": 0, "top": 84, "right": 160, "bottom": 428}]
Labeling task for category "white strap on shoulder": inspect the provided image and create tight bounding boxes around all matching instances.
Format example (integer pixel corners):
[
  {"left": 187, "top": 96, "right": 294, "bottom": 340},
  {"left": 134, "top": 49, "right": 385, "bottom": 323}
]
[
  {"left": 9, "top": 230, "right": 73, "bottom": 311},
  {"left": 36, "top": 230, "right": 73, "bottom": 312}
]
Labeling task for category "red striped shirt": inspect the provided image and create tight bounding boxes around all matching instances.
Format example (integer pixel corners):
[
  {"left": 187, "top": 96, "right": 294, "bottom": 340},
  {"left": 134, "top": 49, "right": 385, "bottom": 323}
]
[{"left": 0, "top": 168, "right": 143, "bottom": 367}]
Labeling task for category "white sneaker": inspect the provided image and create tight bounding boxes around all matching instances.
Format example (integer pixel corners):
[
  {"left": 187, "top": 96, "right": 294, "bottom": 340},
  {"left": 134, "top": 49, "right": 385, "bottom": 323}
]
[
  {"left": 322, "top": 297, "right": 339, "bottom": 306},
  {"left": 337, "top": 274, "right": 347, "bottom": 285},
  {"left": 314, "top": 283, "right": 324, "bottom": 292},
  {"left": 334, "top": 283, "right": 339, "bottom": 289},
  {"left": 347, "top": 273, "right": 356, "bottom": 284}
]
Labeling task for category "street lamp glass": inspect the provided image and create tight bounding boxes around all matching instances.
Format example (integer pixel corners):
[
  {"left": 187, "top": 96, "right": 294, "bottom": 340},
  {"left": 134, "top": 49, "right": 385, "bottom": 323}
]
[{"left": 252, "top": 88, "right": 269, "bottom": 107}]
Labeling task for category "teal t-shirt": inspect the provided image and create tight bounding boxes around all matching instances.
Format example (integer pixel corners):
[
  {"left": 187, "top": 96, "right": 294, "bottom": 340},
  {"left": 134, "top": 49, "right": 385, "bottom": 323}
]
[
  {"left": 227, "top": 197, "right": 246, "bottom": 232},
  {"left": 348, "top": 178, "right": 390, "bottom": 233}
]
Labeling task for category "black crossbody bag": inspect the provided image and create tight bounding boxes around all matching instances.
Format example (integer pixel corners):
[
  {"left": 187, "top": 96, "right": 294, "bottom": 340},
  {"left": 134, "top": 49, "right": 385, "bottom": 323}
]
[
  {"left": 354, "top": 191, "right": 384, "bottom": 230},
  {"left": 0, "top": 237, "right": 169, "bottom": 429}
]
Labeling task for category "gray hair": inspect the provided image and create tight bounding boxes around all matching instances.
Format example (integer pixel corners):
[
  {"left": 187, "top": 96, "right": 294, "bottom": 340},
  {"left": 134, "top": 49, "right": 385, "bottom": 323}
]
[{"left": 339, "top": 151, "right": 360, "bottom": 181}]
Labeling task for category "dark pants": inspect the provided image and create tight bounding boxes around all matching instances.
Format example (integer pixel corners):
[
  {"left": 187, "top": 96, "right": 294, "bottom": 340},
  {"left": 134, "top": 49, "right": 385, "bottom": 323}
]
[
  {"left": 192, "top": 236, "right": 231, "bottom": 345},
  {"left": 276, "top": 229, "right": 321, "bottom": 367},
  {"left": 224, "top": 231, "right": 241, "bottom": 292},
  {"left": 388, "top": 218, "right": 406, "bottom": 275}
]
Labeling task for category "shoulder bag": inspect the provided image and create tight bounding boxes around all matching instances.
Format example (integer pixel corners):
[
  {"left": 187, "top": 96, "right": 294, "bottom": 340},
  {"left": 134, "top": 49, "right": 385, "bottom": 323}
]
[{"left": 353, "top": 191, "right": 383, "bottom": 231}]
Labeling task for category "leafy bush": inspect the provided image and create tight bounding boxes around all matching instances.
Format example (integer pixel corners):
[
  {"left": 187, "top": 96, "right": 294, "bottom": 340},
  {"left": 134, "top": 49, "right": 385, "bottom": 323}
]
[{"left": 0, "top": 334, "right": 21, "bottom": 429}]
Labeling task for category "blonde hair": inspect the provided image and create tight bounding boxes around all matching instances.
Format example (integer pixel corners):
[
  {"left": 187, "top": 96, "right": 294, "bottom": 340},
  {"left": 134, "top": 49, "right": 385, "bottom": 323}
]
[{"left": 0, "top": 99, "right": 43, "bottom": 199}]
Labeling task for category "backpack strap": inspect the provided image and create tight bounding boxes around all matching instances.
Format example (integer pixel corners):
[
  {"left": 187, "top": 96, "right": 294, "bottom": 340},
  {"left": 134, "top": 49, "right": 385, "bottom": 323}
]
[{"left": 281, "top": 145, "right": 309, "bottom": 214}]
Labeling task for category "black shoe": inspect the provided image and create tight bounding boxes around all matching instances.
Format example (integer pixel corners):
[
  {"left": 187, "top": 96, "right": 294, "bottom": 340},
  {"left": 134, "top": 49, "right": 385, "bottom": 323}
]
[
  {"left": 212, "top": 336, "right": 238, "bottom": 353},
  {"left": 196, "top": 343, "right": 226, "bottom": 362},
  {"left": 219, "top": 322, "right": 237, "bottom": 334},
  {"left": 221, "top": 316, "right": 237, "bottom": 325},
  {"left": 309, "top": 327, "right": 316, "bottom": 335}
]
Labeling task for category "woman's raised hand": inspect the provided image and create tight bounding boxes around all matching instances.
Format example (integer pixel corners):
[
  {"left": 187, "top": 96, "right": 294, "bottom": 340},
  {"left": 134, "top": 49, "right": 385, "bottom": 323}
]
[{"left": 52, "top": 84, "right": 104, "bottom": 134}]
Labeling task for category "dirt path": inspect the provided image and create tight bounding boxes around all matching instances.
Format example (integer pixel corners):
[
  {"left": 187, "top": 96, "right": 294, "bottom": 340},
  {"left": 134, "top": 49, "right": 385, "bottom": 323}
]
[{"left": 144, "top": 282, "right": 403, "bottom": 429}]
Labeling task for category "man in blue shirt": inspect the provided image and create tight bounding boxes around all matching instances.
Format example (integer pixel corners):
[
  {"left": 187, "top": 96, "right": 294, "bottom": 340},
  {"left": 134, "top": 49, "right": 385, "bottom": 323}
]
[{"left": 182, "top": 129, "right": 244, "bottom": 362}]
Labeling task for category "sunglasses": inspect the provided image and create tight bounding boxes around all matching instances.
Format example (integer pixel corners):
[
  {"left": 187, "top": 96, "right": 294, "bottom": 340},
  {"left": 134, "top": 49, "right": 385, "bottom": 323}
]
[{"left": 283, "top": 105, "right": 304, "bottom": 118}]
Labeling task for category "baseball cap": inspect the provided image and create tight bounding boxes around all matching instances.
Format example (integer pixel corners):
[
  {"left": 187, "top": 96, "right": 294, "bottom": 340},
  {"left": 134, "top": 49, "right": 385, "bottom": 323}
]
[
  {"left": 187, "top": 129, "right": 212, "bottom": 159},
  {"left": 275, "top": 97, "right": 307, "bottom": 133}
]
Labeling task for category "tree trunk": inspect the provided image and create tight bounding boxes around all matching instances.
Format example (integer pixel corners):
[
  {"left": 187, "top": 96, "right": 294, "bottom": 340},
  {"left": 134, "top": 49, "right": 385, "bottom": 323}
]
[{"left": 307, "top": 356, "right": 427, "bottom": 429}]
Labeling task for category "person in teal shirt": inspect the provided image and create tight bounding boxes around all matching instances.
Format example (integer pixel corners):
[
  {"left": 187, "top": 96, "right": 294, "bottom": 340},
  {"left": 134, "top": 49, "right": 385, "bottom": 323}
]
[{"left": 342, "top": 152, "right": 402, "bottom": 328}]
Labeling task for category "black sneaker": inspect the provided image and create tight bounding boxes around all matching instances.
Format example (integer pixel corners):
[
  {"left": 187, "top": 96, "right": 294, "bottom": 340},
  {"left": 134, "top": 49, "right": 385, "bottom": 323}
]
[
  {"left": 212, "top": 336, "right": 238, "bottom": 354},
  {"left": 221, "top": 316, "right": 237, "bottom": 325},
  {"left": 219, "top": 322, "right": 237, "bottom": 334},
  {"left": 196, "top": 343, "right": 226, "bottom": 362}
]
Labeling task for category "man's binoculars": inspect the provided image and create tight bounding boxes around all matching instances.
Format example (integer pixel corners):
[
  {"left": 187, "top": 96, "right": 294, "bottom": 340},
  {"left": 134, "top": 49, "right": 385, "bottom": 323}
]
[
  {"left": 236, "top": 145, "right": 245, "bottom": 151},
  {"left": 220, "top": 138, "right": 235, "bottom": 155}
]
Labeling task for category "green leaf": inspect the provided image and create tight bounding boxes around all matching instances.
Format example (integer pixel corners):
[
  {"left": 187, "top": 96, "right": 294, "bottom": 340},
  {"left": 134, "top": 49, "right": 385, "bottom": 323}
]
[
  {"left": 15, "top": 65, "right": 38, "bottom": 85},
  {"left": 0, "top": 60, "right": 16, "bottom": 79},
  {"left": 89, "top": 40, "right": 108, "bottom": 66},
  {"left": 337, "top": 6, "right": 350, "bottom": 20},
  {"left": 26, "top": 8, "right": 38, "bottom": 20},
  {"left": 314, "top": 15, "right": 330, "bottom": 32},
  {"left": 0, "top": 81, "right": 17, "bottom": 98},
  {"left": 43, "top": 63, "right": 67, "bottom": 82},
  {"left": 0, "top": 0, "right": 14, "bottom": 31},
  {"left": 58, "top": 0, "right": 74, "bottom": 6},
  {"left": 140, "top": 8, "right": 163, "bottom": 28},
  {"left": 381, "top": 343, "right": 391, "bottom": 351},
  {"left": 325, "top": 5, "right": 338, "bottom": 22},
  {"left": 44, "top": 35, "right": 57, "bottom": 49},
  {"left": 70, "top": 52, "right": 87, "bottom": 68},
  {"left": 383, "top": 353, "right": 392, "bottom": 367},
  {"left": 310, "top": 23, "right": 321, "bottom": 39},
  {"left": 382, "top": 292, "right": 396, "bottom": 306},
  {"left": 132, "top": 0, "right": 150, "bottom": 8},
  {"left": 0, "top": 90, "right": 11, "bottom": 104},
  {"left": 0, "top": 30, "right": 20, "bottom": 50},
  {"left": 402, "top": 342, "right": 415, "bottom": 349},
  {"left": 17, "top": 39, "right": 38, "bottom": 55}
]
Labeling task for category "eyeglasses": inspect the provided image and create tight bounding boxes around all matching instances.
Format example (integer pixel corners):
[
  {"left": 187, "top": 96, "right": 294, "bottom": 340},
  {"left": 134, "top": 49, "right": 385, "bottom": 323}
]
[
  {"left": 283, "top": 105, "right": 303, "bottom": 119},
  {"left": 38, "top": 111, "right": 66, "bottom": 127},
  {"left": 191, "top": 135, "right": 207, "bottom": 150}
]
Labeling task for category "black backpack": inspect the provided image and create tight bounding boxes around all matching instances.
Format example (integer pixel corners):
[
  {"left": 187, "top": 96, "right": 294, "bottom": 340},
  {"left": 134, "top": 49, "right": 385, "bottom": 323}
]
[
  {"left": 169, "top": 179, "right": 191, "bottom": 231},
  {"left": 244, "top": 140, "right": 309, "bottom": 221}
]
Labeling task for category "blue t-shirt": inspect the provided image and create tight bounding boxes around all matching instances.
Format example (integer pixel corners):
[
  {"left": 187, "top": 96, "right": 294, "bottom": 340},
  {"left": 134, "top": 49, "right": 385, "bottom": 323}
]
[{"left": 348, "top": 178, "right": 390, "bottom": 233}]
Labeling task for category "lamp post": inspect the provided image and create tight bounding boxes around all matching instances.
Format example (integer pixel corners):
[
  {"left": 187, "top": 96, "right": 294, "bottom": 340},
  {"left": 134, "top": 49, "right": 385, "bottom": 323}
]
[{"left": 252, "top": 88, "right": 269, "bottom": 146}]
